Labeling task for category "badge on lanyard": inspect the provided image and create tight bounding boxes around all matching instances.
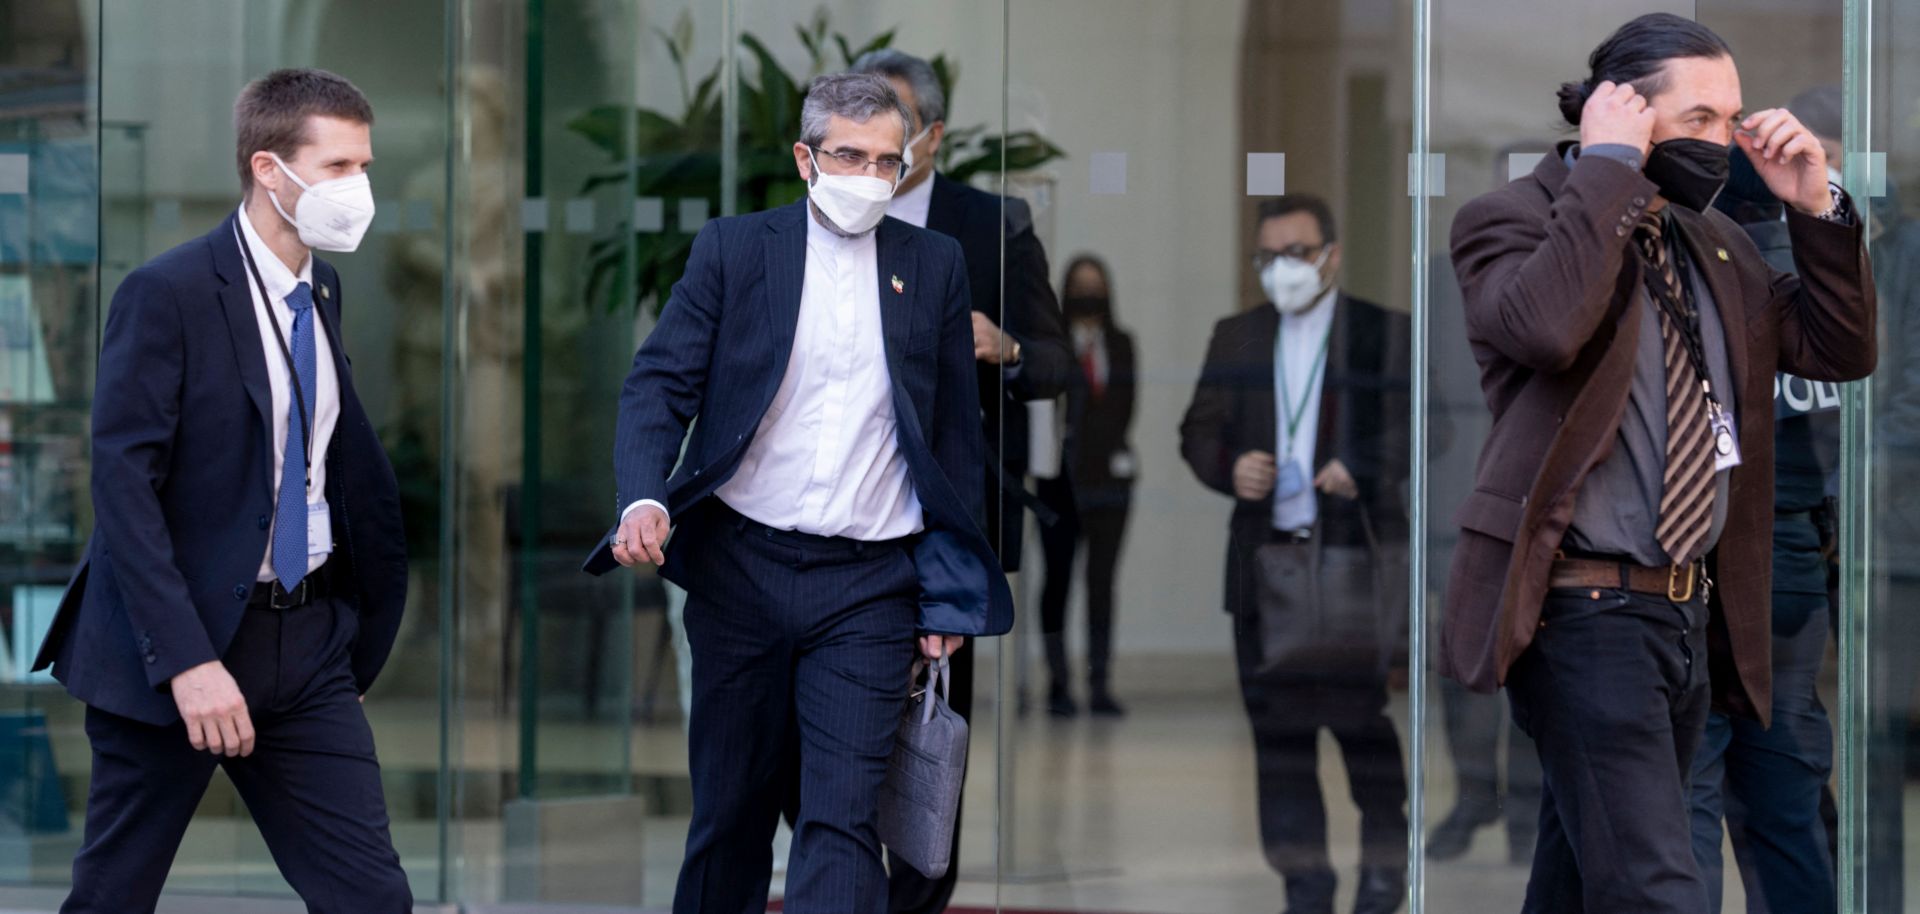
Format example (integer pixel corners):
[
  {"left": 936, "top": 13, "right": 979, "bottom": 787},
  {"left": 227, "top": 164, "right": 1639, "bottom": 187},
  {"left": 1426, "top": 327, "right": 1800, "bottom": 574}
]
[
  {"left": 307, "top": 499, "right": 335, "bottom": 557},
  {"left": 1709, "top": 404, "right": 1742, "bottom": 472},
  {"left": 1272, "top": 459, "right": 1309, "bottom": 502}
]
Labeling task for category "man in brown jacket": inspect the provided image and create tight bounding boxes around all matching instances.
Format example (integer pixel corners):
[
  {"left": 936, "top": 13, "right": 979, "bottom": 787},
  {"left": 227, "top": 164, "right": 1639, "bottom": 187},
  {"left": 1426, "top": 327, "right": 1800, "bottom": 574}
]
[{"left": 1441, "top": 14, "right": 1875, "bottom": 913}]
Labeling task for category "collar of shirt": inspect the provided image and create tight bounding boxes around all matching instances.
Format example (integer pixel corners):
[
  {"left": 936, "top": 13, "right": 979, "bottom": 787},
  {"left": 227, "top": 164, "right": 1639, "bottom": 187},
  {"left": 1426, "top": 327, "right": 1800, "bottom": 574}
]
[
  {"left": 1272, "top": 286, "right": 1339, "bottom": 328},
  {"left": 886, "top": 171, "right": 937, "bottom": 228},
  {"left": 236, "top": 205, "right": 314, "bottom": 302}
]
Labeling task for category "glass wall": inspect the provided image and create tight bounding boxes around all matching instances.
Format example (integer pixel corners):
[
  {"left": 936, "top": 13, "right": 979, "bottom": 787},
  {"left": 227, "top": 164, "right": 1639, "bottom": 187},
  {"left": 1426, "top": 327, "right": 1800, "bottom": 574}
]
[
  {"left": 996, "top": 2, "right": 1414, "bottom": 911},
  {"left": 0, "top": 0, "right": 1907, "bottom": 911}
]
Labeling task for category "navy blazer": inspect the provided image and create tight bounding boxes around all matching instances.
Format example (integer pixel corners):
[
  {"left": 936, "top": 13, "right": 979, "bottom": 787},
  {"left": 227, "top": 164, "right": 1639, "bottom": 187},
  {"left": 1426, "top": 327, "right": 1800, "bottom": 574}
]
[
  {"left": 33, "top": 214, "right": 409, "bottom": 726},
  {"left": 584, "top": 201, "right": 1015, "bottom": 637}
]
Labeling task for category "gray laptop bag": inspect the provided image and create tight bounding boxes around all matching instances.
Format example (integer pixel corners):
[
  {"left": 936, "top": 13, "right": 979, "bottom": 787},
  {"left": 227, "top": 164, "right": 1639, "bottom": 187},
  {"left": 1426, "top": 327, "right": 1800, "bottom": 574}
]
[{"left": 877, "top": 652, "right": 969, "bottom": 879}]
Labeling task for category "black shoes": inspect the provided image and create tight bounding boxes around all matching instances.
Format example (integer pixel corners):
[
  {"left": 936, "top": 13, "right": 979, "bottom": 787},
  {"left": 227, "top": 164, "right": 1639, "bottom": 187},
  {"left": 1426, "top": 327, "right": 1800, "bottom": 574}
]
[
  {"left": 1047, "top": 685, "right": 1079, "bottom": 717},
  {"left": 1352, "top": 865, "right": 1407, "bottom": 914},
  {"left": 1425, "top": 804, "right": 1499, "bottom": 862},
  {"left": 1088, "top": 687, "right": 1127, "bottom": 717}
]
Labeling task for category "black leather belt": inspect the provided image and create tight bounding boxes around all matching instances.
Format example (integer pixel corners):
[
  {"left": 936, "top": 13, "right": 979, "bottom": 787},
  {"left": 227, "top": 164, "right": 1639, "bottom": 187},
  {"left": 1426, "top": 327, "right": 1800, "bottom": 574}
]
[
  {"left": 1268, "top": 527, "right": 1313, "bottom": 544},
  {"left": 713, "top": 502, "right": 917, "bottom": 554},
  {"left": 250, "top": 563, "right": 333, "bottom": 610}
]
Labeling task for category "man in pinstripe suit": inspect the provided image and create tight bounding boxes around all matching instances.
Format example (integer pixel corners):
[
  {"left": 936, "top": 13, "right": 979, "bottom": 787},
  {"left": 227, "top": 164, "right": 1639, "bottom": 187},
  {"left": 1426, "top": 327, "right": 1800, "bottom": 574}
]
[{"left": 584, "top": 73, "right": 1013, "bottom": 914}]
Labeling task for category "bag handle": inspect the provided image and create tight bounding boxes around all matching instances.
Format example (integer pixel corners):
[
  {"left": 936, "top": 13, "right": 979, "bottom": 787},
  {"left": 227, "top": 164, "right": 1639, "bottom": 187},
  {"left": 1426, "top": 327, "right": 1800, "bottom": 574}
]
[{"left": 908, "top": 650, "right": 951, "bottom": 725}]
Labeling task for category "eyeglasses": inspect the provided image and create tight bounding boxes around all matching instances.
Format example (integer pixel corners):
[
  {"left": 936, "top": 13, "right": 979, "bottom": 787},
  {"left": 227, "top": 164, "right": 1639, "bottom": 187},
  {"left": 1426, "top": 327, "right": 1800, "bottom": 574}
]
[
  {"left": 810, "top": 145, "right": 906, "bottom": 181},
  {"left": 1252, "top": 244, "right": 1329, "bottom": 272}
]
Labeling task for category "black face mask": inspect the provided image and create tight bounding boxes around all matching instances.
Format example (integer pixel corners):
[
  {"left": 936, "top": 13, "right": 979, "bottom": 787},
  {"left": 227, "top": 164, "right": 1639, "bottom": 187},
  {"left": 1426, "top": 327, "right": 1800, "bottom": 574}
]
[
  {"left": 1643, "top": 138, "right": 1731, "bottom": 211},
  {"left": 1063, "top": 294, "right": 1110, "bottom": 321}
]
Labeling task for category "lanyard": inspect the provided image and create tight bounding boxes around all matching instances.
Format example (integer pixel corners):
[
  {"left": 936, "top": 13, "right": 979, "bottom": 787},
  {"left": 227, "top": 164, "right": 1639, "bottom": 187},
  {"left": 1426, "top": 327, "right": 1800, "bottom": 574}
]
[
  {"left": 1276, "top": 318, "right": 1333, "bottom": 460},
  {"left": 234, "top": 226, "right": 318, "bottom": 491},
  {"left": 1641, "top": 216, "right": 1724, "bottom": 414}
]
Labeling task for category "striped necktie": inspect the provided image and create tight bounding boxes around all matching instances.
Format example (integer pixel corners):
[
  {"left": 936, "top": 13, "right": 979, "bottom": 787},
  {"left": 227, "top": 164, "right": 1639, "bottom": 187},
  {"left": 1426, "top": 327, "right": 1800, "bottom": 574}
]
[{"left": 1634, "top": 215, "right": 1715, "bottom": 565}]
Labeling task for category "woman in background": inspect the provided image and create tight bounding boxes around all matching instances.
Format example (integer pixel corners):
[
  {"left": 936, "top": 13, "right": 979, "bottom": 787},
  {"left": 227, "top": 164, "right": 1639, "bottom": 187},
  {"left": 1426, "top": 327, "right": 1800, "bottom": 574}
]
[{"left": 1037, "top": 255, "right": 1138, "bottom": 717}]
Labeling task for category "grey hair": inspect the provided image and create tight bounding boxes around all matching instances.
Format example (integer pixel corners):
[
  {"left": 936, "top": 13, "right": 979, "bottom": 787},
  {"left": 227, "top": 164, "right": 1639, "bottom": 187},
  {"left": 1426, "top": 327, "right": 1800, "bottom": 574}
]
[
  {"left": 798, "top": 72, "right": 912, "bottom": 148},
  {"left": 850, "top": 48, "right": 946, "bottom": 129}
]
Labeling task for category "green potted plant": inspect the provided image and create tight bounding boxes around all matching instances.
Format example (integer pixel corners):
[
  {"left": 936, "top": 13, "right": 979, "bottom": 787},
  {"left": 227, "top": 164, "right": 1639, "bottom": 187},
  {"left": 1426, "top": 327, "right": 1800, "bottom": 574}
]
[{"left": 567, "top": 9, "right": 1066, "bottom": 314}]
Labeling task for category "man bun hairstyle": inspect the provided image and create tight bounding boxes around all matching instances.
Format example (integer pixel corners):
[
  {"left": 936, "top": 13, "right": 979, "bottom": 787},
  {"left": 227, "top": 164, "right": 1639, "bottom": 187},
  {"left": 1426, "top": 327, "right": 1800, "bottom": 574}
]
[
  {"left": 234, "top": 68, "right": 374, "bottom": 196},
  {"left": 1557, "top": 13, "right": 1733, "bottom": 127}
]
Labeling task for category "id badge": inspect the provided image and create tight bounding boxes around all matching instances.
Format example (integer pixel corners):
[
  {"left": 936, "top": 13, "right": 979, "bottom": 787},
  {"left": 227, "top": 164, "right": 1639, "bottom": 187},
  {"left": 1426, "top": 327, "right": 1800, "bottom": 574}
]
[
  {"left": 1272, "top": 460, "right": 1308, "bottom": 501},
  {"left": 306, "top": 499, "right": 335, "bottom": 557},
  {"left": 1709, "top": 408, "right": 1743, "bottom": 472}
]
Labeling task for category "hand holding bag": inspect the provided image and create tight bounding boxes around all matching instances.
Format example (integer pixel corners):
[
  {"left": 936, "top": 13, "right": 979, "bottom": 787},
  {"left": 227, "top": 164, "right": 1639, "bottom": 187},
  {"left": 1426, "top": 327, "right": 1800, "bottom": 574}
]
[{"left": 877, "top": 652, "right": 969, "bottom": 879}]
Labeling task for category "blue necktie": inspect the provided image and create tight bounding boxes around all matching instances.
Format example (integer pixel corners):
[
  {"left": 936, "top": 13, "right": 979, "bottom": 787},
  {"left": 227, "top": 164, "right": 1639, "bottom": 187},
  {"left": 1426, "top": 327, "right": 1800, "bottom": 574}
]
[{"left": 271, "top": 281, "right": 316, "bottom": 590}]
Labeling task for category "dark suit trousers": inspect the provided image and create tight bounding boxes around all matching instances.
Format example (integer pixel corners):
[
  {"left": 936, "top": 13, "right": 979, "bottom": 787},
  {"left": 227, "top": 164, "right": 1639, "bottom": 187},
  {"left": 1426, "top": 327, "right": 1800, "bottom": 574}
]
[
  {"left": 672, "top": 506, "right": 918, "bottom": 914},
  {"left": 1230, "top": 542, "right": 1408, "bottom": 890},
  {"left": 1438, "top": 676, "right": 1540, "bottom": 843},
  {"left": 1507, "top": 587, "right": 1712, "bottom": 914},
  {"left": 1036, "top": 475, "right": 1129, "bottom": 687},
  {"left": 61, "top": 595, "right": 409, "bottom": 914}
]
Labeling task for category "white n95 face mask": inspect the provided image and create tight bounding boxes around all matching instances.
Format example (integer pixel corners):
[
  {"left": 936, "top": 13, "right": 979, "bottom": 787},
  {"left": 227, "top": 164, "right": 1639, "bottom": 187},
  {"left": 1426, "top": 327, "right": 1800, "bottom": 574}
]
[
  {"left": 808, "top": 149, "right": 895, "bottom": 236},
  {"left": 268, "top": 154, "right": 376, "bottom": 253},
  {"left": 1261, "top": 249, "right": 1331, "bottom": 314}
]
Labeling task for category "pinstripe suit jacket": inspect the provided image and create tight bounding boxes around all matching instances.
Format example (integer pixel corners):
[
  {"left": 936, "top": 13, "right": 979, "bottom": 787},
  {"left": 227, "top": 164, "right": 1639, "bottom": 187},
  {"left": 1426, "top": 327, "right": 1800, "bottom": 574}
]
[{"left": 585, "top": 201, "right": 1015, "bottom": 637}]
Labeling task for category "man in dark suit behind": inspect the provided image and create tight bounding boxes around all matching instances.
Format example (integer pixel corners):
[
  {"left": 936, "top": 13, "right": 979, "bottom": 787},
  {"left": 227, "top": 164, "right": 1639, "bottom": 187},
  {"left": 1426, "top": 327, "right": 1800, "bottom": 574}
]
[
  {"left": 1441, "top": 15, "right": 1876, "bottom": 913},
  {"left": 33, "top": 69, "right": 411, "bottom": 913},
  {"left": 852, "top": 49, "right": 1075, "bottom": 914},
  {"left": 1180, "top": 195, "right": 1411, "bottom": 914},
  {"left": 589, "top": 73, "right": 1011, "bottom": 914}
]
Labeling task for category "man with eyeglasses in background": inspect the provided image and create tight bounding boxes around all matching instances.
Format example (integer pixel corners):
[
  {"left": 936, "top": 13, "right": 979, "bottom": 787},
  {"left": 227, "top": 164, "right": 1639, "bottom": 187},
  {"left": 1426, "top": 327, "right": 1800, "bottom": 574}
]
[
  {"left": 587, "top": 72, "right": 1010, "bottom": 914},
  {"left": 1180, "top": 194, "right": 1413, "bottom": 914}
]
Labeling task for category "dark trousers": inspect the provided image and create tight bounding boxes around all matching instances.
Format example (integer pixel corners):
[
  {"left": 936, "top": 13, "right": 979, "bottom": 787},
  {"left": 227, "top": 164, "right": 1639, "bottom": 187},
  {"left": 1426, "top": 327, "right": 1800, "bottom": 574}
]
[
  {"left": 61, "top": 595, "right": 410, "bottom": 914},
  {"left": 1230, "top": 543, "right": 1408, "bottom": 901},
  {"left": 1507, "top": 587, "right": 1712, "bottom": 914},
  {"left": 1036, "top": 475, "right": 1129, "bottom": 691},
  {"left": 671, "top": 504, "right": 918, "bottom": 914},
  {"left": 1439, "top": 676, "right": 1540, "bottom": 847},
  {"left": 1688, "top": 600, "right": 1834, "bottom": 914}
]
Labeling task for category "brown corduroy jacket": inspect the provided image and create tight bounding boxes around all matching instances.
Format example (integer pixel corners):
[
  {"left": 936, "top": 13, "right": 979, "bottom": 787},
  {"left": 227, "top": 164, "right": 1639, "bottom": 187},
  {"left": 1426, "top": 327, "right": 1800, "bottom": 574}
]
[{"left": 1440, "top": 143, "right": 1877, "bottom": 725}]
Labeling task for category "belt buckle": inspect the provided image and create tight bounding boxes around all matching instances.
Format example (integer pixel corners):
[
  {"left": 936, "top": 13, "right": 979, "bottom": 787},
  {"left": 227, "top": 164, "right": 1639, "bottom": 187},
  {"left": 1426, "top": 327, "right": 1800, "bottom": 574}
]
[
  {"left": 271, "top": 579, "right": 306, "bottom": 610},
  {"left": 1667, "top": 562, "right": 1697, "bottom": 603}
]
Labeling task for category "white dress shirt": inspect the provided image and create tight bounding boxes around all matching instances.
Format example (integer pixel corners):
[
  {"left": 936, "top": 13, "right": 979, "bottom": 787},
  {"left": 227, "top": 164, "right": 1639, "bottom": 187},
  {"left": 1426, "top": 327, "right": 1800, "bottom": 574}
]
[
  {"left": 700, "top": 210, "right": 924, "bottom": 540},
  {"left": 238, "top": 206, "right": 340, "bottom": 581},
  {"left": 887, "top": 172, "right": 937, "bottom": 229},
  {"left": 1272, "top": 288, "right": 1338, "bottom": 532}
]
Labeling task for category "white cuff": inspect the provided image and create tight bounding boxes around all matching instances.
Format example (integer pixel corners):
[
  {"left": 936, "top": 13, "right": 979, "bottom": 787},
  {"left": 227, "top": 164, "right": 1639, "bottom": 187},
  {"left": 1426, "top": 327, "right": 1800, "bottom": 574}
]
[{"left": 621, "top": 499, "right": 669, "bottom": 527}]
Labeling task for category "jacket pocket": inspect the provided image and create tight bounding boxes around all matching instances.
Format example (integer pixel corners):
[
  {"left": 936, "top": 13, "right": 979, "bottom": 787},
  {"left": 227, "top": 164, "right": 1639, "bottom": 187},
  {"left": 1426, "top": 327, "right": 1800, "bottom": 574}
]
[{"left": 1453, "top": 487, "right": 1527, "bottom": 543}]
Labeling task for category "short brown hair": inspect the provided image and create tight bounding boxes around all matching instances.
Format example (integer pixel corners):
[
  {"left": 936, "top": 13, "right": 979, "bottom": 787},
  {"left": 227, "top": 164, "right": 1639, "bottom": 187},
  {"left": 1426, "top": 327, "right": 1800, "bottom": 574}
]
[{"left": 233, "top": 68, "right": 374, "bottom": 196}]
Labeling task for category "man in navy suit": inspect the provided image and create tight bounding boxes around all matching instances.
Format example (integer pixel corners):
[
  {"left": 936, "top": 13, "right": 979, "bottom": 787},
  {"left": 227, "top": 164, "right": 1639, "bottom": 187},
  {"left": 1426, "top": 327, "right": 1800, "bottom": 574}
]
[
  {"left": 587, "top": 72, "right": 1011, "bottom": 913},
  {"left": 33, "top": 69, "right": 410, "bottom": 913}
]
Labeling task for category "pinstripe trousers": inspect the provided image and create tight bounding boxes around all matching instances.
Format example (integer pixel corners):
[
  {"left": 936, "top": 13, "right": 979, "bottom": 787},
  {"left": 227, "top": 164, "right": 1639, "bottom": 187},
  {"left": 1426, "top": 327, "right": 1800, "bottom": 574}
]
[{"left": 670, "top": 501, "right": 919, "bottom": 914}]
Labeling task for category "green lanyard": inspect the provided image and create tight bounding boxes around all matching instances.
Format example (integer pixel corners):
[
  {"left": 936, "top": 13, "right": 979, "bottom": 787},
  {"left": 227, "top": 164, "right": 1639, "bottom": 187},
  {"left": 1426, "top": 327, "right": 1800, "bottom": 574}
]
[{"left": 1277, "top": 321, "right": 1333, "bottom": 461}]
